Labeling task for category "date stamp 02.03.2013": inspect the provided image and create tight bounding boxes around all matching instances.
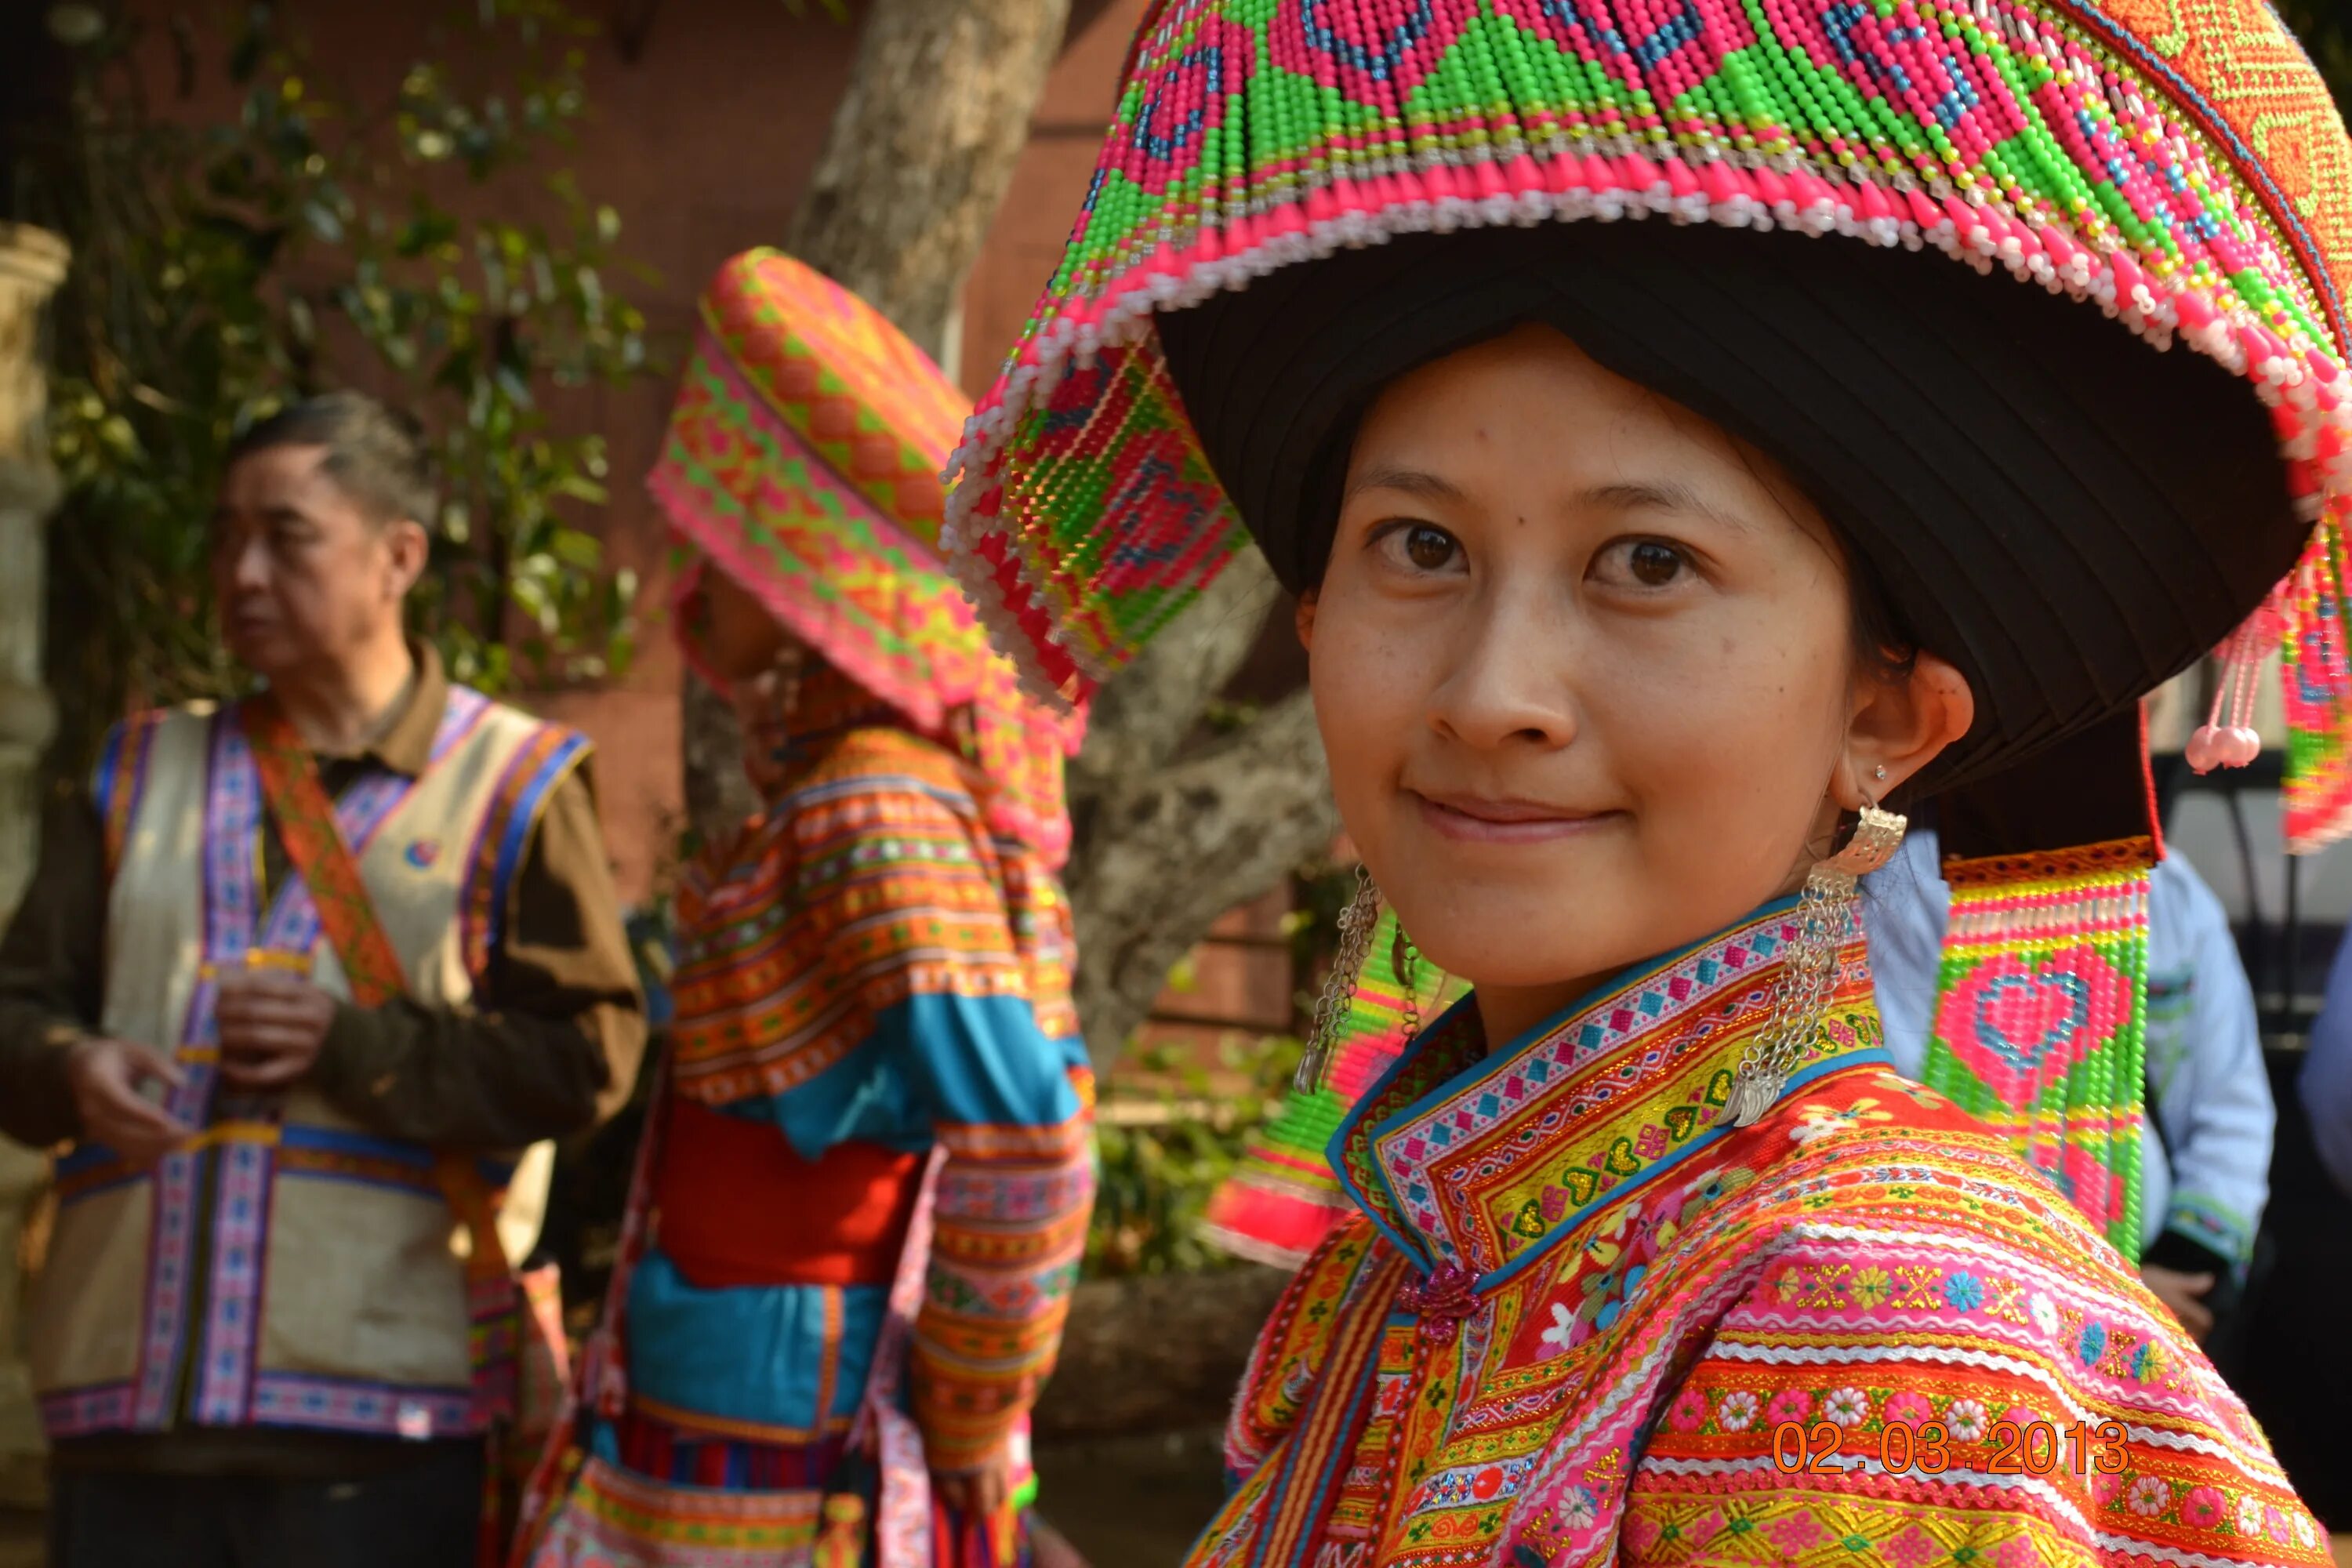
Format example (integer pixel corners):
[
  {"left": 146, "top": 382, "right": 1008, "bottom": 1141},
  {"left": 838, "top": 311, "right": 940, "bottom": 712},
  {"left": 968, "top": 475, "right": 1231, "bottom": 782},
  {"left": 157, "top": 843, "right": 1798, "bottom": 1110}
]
[{"left": 1770, "top": 1418, "right": 2131, "bottom": 1478}]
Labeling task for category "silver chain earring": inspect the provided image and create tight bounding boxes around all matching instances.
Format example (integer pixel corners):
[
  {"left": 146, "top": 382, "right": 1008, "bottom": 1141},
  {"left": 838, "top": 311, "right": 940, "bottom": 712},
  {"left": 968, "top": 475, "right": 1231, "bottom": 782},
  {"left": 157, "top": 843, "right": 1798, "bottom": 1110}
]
[
  {"left": 1725, "top": 801, "right": 1907, "bottom": 1127},
  {"left": 1297, "top": 866, "right": 1381, "bottom": 1093},
  {"left": 1394, "top": 922, "right": 1421, "bottom": 1042}
]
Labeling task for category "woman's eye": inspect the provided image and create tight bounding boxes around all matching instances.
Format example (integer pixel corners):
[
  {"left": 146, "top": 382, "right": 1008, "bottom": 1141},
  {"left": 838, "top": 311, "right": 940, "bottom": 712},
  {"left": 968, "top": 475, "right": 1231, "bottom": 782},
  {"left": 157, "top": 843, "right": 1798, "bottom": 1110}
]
[
  {"left": 1381, "top": 522, "right": 1461, "bottom": 573},
  {"left": 1599, "top": 539, "right": 1692, "bottom": 589},
  {"left": 1406, "top": 525, "right": 1457, "bottom": 570}
]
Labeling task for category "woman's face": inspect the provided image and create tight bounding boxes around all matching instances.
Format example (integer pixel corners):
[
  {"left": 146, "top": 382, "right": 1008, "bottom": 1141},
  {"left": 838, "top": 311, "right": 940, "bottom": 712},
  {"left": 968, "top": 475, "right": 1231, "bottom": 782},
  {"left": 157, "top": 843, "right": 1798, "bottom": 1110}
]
[
  {"left": 692, "top": 561, "right": 793, "bottom": 683},
  {"left": 1303, "top": 325, "right": 1968, "bottom": 1040}
]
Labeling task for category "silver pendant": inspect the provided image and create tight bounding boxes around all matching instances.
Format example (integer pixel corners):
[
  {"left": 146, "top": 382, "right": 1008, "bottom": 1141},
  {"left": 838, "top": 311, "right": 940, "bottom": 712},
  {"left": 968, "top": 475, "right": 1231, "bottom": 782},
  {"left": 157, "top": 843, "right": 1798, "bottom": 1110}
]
[{"left": 1725, "top": 1069, "right": 1784, "bottom": 1128}]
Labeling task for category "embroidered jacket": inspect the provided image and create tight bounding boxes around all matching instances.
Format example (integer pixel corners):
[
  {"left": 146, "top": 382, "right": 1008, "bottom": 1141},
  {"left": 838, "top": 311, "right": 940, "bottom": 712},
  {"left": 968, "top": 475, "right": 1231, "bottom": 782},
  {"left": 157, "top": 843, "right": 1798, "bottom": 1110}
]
[
  {"left": 1189, "top": 903, "right": 2321, "bottom": 1568},
  {"left": 617, "top": 702, "right": 1092, "bottom": 1478}
]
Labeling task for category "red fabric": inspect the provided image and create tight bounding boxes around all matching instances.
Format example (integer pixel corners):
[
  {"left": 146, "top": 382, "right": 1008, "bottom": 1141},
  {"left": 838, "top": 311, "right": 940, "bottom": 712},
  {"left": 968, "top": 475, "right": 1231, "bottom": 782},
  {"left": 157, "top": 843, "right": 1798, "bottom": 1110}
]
[{"left": 654, "top": 1097, "right": 922, "bottom": 1288}]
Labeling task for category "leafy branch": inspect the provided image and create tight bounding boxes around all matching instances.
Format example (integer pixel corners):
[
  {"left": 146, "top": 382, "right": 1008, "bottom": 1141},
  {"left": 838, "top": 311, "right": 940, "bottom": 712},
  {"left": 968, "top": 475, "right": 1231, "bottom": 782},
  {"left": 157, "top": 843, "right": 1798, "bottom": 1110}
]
[{"left": 16, "top": 0, "right": 656, "bottom": 775}]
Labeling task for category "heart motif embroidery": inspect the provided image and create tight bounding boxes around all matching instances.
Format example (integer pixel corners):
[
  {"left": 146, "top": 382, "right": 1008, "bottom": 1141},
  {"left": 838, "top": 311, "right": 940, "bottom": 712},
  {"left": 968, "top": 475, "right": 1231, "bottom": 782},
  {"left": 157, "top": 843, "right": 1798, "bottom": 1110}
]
[{"left": 1932, "top": 950, "right": 2119, "bottom": 1109}]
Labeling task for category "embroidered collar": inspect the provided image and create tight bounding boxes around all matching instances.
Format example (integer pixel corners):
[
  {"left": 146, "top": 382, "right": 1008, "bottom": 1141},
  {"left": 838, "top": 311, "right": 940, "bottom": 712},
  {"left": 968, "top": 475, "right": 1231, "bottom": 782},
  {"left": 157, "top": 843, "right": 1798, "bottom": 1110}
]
[{"left": 1331, "top": 900, "right": 1888, "bottom": 1287}]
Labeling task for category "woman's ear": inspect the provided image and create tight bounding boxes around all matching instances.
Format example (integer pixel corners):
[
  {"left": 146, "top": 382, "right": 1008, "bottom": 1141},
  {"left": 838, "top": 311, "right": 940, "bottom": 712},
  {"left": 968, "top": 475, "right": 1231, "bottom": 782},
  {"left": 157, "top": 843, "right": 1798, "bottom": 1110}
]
[
  {"left": 1295, "top": 590, "right": 1319, "bottom": 652},
  {"left": 1839, "top": 652, "right": 1974, "bottom": 808}
]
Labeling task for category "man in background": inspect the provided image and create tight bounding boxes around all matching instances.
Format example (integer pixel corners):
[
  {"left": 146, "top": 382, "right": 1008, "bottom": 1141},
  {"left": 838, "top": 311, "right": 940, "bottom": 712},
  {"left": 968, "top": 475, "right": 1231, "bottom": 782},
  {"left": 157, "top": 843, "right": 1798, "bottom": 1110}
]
[{"left": 0, "top": 391, "right": 644, "bottom": 1566}]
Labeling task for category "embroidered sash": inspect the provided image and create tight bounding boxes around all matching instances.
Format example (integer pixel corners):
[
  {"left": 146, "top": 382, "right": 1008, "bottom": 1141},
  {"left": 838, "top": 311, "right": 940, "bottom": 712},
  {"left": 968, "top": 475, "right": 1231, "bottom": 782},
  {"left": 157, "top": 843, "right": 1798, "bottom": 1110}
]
[{"left": 243, "top": 695, "right": 524, "bottom": 1567}]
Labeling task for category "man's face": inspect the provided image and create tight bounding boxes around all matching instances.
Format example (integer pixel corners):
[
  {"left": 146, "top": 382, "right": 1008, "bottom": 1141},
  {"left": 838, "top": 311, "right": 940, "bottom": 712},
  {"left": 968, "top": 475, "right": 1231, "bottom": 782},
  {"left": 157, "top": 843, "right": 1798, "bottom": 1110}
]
[{"left": 210, "top": 444, "right": 424, "bottom": 678}]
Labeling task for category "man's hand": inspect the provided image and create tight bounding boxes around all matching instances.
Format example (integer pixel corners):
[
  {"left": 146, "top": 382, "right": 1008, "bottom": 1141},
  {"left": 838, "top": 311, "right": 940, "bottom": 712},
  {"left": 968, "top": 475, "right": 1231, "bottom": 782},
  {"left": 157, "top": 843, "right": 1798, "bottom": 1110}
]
[
  {"left": 931, "top": 1441, "right": 1016, "bottom": 1523},
  {"left": 64, "top": 1036, "right": 190, "bottom": 1166},
  {"left": 2141, "top": 1263, "right": 2218, "bottom": 1342},
  {"left": 215, "top": 973, "right": 338, "bottom": 1091}
]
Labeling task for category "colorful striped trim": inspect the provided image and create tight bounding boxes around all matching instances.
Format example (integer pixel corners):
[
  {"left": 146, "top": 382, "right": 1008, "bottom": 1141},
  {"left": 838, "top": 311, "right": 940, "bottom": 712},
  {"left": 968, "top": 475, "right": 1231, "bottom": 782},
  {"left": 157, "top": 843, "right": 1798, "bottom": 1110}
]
[
  {"left": 246, "top": 1372, "right": 477, "bottom": 1439},
  {"left": 92, "top": 710, "right": 165, "bottom": 882},
  {"left": 459, "top": 720, "right": 590, "bottom": 981}
]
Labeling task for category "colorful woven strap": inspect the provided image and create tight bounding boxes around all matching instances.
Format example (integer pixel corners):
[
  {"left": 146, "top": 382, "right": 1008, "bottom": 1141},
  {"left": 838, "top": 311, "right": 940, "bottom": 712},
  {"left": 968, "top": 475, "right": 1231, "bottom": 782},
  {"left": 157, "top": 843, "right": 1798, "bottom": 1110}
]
[
  {"left": 1920, "top": 837, "right": 2155, "bottom": 1260},
  {"left": 244, "top": 698, "right": 409, "bottom": 1009},
  {"left": 1203, "top": 905, "right": 1458, "bottom": 1269}
]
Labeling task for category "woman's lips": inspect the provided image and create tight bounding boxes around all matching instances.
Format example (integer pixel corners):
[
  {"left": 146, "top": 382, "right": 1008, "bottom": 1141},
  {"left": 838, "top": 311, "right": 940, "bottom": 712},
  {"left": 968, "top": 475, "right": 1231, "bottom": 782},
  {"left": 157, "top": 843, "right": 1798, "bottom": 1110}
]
[{"left": 1408, "top": 789, "right": 1619, "bottom": 844}]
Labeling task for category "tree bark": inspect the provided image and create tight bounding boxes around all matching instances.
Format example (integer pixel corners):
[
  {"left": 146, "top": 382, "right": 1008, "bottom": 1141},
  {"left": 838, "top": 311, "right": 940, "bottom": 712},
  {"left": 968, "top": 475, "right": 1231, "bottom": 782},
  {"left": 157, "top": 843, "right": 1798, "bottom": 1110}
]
[
  {"left": 1055, "top": 550, "right": 1341, "bottom": 1057},
  {"left": 0, "top": 223, "right": 67, "bottom": 1510},
  {"left": 782, "top": 0, "right": 1068, "bottom": 361}
]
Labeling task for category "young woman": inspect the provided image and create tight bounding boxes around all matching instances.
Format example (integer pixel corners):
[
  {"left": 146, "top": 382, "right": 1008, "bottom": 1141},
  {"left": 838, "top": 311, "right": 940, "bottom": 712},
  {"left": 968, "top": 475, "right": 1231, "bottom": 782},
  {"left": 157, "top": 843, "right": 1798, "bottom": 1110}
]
[
  {"left": 938, "top": 0, "right": 2350, "bottom": 1559},
  {"left": 519, "top": 250, "right": 1091, "bottom": 1567}
]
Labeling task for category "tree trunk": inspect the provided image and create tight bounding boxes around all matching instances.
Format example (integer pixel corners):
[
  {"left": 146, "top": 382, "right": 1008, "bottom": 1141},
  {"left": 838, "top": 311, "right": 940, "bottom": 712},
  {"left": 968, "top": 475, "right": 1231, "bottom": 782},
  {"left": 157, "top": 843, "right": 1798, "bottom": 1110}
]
[
  {"left": 0, "top": 223, "right": 67, "bottom": 1511},
  {"left": 1058, "top": 551, "right": 1339, "bottom": 1057},
  {"left": 782, "top": 0, "right": 1068, "bottom": 360}
]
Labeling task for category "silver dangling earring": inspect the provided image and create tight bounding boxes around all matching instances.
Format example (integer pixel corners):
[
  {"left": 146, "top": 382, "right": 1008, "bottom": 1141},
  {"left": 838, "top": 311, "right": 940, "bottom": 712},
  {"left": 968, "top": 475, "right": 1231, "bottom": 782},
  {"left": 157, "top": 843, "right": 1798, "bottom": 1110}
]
[
  {"left": 1296, "top": 866, "right": 1381, "bottom": 1093},
  {"left": 1393, "top": 922, "right": 1421, "bottom": 1042},
  {"left": 1725, "top": 799, "right": 1907, "bottom": 1128}
]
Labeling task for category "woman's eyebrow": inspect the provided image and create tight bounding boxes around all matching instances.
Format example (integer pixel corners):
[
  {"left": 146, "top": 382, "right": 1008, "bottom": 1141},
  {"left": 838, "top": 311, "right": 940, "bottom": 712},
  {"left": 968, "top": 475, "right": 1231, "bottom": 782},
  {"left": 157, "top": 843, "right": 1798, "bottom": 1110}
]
[
  {"left": 1581, "top": 479, "right": 1755, "bottom": 534},
  {"left": 1344, "top": 464, "right": 1467, "bottom": 506}
]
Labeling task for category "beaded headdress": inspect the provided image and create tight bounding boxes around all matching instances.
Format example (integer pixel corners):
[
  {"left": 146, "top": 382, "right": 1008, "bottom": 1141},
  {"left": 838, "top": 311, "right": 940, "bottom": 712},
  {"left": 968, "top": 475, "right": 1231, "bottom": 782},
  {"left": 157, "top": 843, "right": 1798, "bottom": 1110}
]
[
  {"left": 654, "top": 249, "right": 1080, "bottom": 862},
  {"left": 942, "top": 0, "right": 2352, "bottom": 844},
  {"left": 942, "top": 0, "right": 2352, "bottom": 1258}
]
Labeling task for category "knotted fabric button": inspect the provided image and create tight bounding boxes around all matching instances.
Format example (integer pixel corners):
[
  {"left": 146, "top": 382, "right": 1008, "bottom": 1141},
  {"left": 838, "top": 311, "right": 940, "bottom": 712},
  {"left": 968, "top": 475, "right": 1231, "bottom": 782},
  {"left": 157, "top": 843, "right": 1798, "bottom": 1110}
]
[{"left": 1397, "top": 1261, "right": 1478, "bottom": 1344}]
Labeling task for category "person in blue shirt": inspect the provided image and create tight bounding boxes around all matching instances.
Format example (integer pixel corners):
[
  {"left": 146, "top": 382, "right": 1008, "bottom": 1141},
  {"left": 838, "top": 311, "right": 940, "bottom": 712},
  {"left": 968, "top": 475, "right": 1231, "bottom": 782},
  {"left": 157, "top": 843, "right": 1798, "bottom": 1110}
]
[
  {"left": 2299, "top": 933, "right": 2352, "bottom": 1200},
  {"left": 1869, "top": 819, "right": 2275, "bottom": 1343}
]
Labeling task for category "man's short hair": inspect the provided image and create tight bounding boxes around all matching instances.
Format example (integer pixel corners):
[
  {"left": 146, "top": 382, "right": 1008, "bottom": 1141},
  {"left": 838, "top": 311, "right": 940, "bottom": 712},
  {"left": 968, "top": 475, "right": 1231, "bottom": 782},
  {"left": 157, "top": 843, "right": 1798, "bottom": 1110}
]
[{"left": 225, "top": 391, "right": 436, "bottom": 528}]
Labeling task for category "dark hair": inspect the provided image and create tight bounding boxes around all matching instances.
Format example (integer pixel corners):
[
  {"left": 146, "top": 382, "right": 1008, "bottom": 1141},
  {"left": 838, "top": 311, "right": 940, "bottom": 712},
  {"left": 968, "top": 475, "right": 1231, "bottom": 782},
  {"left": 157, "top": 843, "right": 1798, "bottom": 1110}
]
[
  {"left": 1844, "top": 535, "right": 1920, "bottom": 687},
  {"left": 225, "top": 391, "right": 435, "bottom": 527}
]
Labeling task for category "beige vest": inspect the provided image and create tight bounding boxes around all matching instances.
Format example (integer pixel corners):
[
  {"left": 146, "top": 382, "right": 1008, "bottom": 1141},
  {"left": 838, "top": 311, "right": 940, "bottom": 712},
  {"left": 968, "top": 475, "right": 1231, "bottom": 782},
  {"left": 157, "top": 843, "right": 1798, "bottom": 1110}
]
[{"left": 29, "top": 691, "right": 582, "bottom": 1441}]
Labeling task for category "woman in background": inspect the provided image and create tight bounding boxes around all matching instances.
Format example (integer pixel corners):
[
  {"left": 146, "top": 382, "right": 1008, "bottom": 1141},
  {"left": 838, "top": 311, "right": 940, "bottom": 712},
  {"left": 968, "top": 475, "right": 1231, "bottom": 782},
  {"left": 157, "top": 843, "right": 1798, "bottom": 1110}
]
[{"left": 520, "top": 250, "right": 1092, "bottom": 1568}]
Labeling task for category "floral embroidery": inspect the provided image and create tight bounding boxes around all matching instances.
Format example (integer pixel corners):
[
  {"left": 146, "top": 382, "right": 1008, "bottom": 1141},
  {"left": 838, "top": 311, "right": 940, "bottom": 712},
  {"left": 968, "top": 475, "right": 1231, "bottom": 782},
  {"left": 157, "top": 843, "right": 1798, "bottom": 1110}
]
[
  {"left": 2183, "top": 1486, "right": 2226, "bottom": 1530},
  {"left": 1766, "top": 1388, "right": 1813, "bottom": 1426},
  {"left": 1883, "top": 1391, "right": 1934, "bottom": 1427},
  {"left": 1667, "top": 1387, "right": 1709, "bottom": 1432},
  {"left": 1539, "top": 1302, "right": 1577, "bottom": 1359},
  {"left": 1943, "top": 1272, "right": 1986, "bottom": 1312},
  {"left": 1823, "top": 1387, "right": 1871, "bottom": 1427},
  {"left": 1851, "top": 1267, "right": 1892, "bottom": 1308},
  {"left": 1791, "top": 1097, "right": 1896, "bottom": 1145},
  {"left": 2030, "top": 1292, "right": 2060, "bottom": 1336},
  {"left": 1945, "top": 1399, "right": 1988, "bottom": 1443},
  {"left": 2129, "top": 1476, "right": 2175, "bottom": 1518},
  {"left": 1717, "top": 1390, "right": 1760, "bottom": 1432},
  {"left": 2239, "top": 1494, "right": 2269, "bottom": 1535}
]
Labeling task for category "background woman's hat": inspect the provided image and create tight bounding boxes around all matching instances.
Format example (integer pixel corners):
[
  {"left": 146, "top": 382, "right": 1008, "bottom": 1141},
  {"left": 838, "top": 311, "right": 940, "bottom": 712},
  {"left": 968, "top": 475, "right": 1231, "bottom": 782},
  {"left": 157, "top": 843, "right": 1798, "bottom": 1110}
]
[{"left": 655, "top": 249, "right": 1082, "bottom": 862}]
